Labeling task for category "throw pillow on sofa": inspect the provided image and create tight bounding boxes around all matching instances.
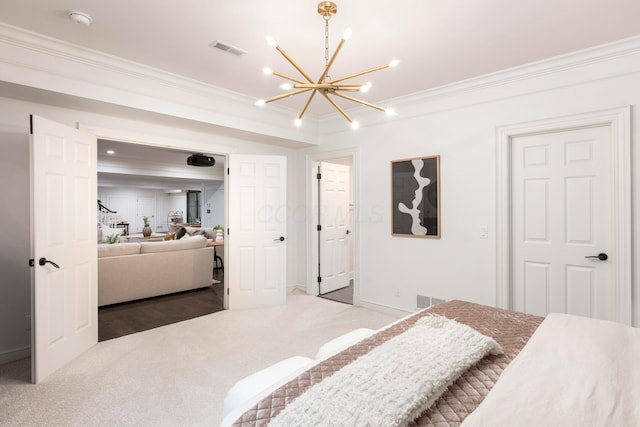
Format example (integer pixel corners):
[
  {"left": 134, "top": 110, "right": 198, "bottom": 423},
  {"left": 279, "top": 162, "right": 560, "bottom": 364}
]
[{"left": 99, "top": 223, "right": 123, "bottom": 243}]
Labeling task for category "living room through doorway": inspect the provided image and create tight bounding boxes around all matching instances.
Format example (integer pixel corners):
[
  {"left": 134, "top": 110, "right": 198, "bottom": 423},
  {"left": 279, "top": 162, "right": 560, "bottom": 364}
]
[{"left": 97, "top": 139, "right": 226, "bottom": 340}]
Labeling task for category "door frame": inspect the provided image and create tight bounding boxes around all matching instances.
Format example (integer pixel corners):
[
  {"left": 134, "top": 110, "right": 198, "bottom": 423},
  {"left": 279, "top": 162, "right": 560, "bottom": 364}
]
[
  {"left": 306, "top": 148, "right": 358, "bottom": 303},
  {"left": 496, "top": 106, "right": 632, "bottom": 324},
  {"left": 78, "top": 123, "right": 230, "bottom": 309}
]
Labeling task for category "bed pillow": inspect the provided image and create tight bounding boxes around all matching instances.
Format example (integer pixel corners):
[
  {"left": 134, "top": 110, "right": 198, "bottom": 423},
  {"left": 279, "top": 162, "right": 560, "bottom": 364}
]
[{"left": 315, "top": 328, "right": 376, "bottom": 360}]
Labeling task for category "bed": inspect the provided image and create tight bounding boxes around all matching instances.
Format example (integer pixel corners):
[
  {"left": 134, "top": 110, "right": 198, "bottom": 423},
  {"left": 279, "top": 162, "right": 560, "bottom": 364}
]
[{"left": 221, "top": 300, "right": 640, "bottom": 426}]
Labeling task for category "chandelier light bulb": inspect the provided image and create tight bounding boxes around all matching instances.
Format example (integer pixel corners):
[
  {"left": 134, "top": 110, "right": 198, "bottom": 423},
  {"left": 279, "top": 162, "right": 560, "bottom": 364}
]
[
  {"left": 360, "top": 82, "right": 372, "bottom": 93},
  {"left": 255, "top": 99, "right": 266, "bottom": 107},
  {"left": 280, "top": 83, "right": 292, "bottom": 90},
  {"left": 351, "top": 121, "right": 360, "bottom": 130},
  {"left": 389, "top": 60, "right": 400, "bottom": 68},
  {"left": 342, "top": 27, "right": 352, "bottom": 40},
  {"left": 266, "top": 36, "right": 277, "bottom": 48},
  {"left": 294, "top": 118, "right": 302, "bottom": 127},
  {"left": 263, "top": 67, "right": 273, "bottom": 75},
  {"left": 385, "top": 108, "right": 397, "bottom": 116}
]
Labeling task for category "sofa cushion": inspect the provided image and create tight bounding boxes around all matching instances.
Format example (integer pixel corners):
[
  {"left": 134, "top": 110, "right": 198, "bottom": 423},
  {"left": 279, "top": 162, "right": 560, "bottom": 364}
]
[
  {"left": 98, "top": 242, "right": 141, "bottom": 258},
  {"left": 139, "top": 235, "right": 206, "bottom": 253}
]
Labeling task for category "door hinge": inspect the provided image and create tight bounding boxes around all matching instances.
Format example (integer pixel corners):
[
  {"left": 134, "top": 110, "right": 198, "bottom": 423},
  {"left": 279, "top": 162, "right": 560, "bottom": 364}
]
[
  {"left": 227, "top": 287, "right": 229, "bottom": 295},
  {"left": 317, "top": 225, "right": 322, "bottom": 231},
  {"left": 28, "top": 259, "right": 35, "bottom": 267},
  {"left": 317, "top": 172, "right": 322, "bottom": 180},
  {"left": 227, "top": 167, "right": 230, "bottom": 175},
  {"left": 317, "top": 276, "right": 322, "bottom": 283}
]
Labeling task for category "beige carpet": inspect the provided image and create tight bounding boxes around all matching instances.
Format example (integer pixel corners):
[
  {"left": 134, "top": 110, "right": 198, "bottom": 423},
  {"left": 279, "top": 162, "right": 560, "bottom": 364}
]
[{"left": 0, "top": 291, "right": 400, "bottom": 426}]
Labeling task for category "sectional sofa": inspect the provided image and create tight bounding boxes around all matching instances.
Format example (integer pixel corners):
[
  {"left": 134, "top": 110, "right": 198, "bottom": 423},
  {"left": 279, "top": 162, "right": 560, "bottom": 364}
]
[{"left": 97, "top": 235, "right": 214, "bottom": 306}]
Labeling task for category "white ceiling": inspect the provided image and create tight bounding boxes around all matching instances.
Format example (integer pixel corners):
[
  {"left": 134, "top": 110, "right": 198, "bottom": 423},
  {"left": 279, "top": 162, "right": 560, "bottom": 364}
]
[
  {"left": 2, "top": 0, "right": 640, "bottom": 117},
  {"left": 97, "top": 139, "right": 225, "bottom": 190}
]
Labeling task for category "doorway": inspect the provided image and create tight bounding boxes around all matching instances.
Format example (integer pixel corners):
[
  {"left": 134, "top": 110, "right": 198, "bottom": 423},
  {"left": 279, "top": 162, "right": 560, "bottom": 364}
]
[
  {"left": 309, "top": 153, "right": 356, "bottom": 305},
  {"left": 96, "top": 139, "right": 226, "bottom": 340},
  {"left": 496, "top": 107, "right": 632, "bottom": 324}
]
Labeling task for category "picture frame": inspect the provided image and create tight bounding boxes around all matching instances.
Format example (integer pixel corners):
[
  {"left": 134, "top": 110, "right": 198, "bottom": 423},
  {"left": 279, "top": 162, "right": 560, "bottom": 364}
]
[{"left": 391, "top": 155, "right": 440, "bottom": 238}]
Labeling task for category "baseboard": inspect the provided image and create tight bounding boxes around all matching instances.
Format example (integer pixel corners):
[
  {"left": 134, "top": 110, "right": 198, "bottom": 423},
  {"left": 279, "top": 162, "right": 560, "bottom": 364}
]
[
  {"left": 287, "top": 284, "right": 307, "bottom": 294},
  {"left": 358, "top": 299, "right": 413, "bottom": 317},
  {"left": 0, "top": 346, "right": 30, "bottom": 366}
]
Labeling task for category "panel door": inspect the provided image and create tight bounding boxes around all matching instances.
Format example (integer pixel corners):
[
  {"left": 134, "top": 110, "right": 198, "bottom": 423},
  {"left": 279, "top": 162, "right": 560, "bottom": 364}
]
[
  {"left": 135, "top": 196, "right": 155, "bottom": 233},
  {"left": 319, "top": 162, "right": 351, "bottom": 294},
  {"left": 30, "top": 115, "right": 97, "bottom": 383},
  {"left": 511, "top": 125, "right": 612, "bottom": 319},
  {"left": 228, "top": 155, "right": 287, "bottom": 309}
]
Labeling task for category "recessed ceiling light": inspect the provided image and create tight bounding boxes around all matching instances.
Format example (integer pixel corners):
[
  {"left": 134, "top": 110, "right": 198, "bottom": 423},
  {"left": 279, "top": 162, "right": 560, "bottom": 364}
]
[
  {"left": 106, "top": 150, "right": 115, "bottom": 155},
  {"left": 69, "top": 11, "right": 92, "bottom": 26}
]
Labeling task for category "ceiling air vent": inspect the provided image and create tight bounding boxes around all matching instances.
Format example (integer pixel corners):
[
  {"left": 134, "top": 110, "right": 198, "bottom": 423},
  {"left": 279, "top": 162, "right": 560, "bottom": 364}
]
[{"left": 209, "top": 40, "right": 247, "bottom": 56}]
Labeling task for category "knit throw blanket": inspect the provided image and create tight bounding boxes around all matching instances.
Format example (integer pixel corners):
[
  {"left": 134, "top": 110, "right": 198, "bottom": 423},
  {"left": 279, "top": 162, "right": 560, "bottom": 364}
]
[{"left": 269, "top": 315, "right": 503, "bottom": 427}]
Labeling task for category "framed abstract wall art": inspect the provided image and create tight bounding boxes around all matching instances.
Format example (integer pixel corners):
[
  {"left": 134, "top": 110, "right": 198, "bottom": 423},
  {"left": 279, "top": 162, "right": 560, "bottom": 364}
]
[{"left": 391, "top": 155, "right": 440, "bottom": 238}]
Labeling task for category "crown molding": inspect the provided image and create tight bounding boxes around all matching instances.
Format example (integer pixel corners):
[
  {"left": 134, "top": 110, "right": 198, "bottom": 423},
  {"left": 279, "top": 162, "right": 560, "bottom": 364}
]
[
  {"left": 319, "top": 34, "right": 640, "bottom": 135},
  {"left": 0, "top": 23, "right": 318, "bottom": 147}
]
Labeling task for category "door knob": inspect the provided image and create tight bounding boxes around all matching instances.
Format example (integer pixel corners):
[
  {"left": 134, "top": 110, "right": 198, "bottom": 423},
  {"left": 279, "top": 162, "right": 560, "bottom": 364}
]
[
  {"left": 39, "top": 258, "right": 61, "bottom": 268},
  {"left": 274, "top": 236, "right": 285, "bottom": 242},
  {"left": 585, "top": 253, "right": 608, "bottom": 261}
]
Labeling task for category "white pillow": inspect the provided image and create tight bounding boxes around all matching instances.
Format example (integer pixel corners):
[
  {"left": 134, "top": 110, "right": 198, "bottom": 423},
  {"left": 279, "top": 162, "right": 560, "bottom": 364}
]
[
  {"left": 315, "top": 328, "right": 376, "bottom": 360},
  {"left": 223, "top": 356, "right": 314, "bottom": 418},
  {"left": 100, "top": 223, "right": 123, "bottom": 242}
]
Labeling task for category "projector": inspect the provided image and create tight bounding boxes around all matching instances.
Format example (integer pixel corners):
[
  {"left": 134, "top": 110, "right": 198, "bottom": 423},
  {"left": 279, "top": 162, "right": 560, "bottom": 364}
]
[{"left": 187, "top": 153, "right": 215, "bottom": 167}]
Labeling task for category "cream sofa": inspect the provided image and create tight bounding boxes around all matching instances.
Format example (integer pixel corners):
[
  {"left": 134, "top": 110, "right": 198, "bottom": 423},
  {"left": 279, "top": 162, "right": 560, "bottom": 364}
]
[{"left": 98, "top": 235, "right": 214, "bottom": 306}]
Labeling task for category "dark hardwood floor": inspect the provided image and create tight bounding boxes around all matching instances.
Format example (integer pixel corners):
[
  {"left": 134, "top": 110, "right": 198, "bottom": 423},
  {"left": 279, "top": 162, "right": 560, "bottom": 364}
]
[
  {"left": 319, "top": 283, "right": 353, "bottom": 305},
  {"left": 98, "top": 271, "right": 225, "bottom": 342}
]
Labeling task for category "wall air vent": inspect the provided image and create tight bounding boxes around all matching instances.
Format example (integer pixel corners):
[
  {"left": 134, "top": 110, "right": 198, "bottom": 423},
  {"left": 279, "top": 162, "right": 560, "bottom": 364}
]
[{"left": 209, "top": 40, "right": 247, "bottom": 56}]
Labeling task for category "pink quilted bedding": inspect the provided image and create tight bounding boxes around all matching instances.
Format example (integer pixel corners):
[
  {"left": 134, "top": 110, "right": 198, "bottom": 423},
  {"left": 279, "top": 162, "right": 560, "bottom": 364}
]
[{"left": 231, "top": 300, "right": 543, "bottom": 426}]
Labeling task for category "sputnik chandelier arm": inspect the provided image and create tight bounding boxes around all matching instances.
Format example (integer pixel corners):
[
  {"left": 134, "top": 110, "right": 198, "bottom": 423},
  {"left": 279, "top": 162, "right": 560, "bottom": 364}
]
[{"left": 256, "top": 2, "right": 399, "bottom": 128}]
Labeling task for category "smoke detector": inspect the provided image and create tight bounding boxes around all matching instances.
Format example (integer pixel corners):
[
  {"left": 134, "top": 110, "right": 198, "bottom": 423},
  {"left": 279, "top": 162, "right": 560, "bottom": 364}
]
[{"left": 69, "top": 11, "right": 92, "bottom": 26}]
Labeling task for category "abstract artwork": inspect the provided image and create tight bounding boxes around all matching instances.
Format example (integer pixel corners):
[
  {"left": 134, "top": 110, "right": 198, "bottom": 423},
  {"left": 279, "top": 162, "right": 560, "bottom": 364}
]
[{"left": 391, "top": 155, "right": 440, "bottom": 238}]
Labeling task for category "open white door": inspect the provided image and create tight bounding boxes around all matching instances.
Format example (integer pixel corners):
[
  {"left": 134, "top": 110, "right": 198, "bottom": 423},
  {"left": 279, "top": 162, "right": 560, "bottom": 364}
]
[
  {"left": 30, "top": 115, "right": 98, "bottom": 383},
  {"left": 228, "top": 155, "right": 287, "bottom": 309},
  {"left": 319, "top": 162, "right": 351, "bottom": 294}
]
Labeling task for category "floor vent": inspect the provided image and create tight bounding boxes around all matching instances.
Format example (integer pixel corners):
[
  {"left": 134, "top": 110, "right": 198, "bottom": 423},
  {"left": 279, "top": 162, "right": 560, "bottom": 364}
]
[
  {"left": 417, "top": 295, "right": 446, "bottom": 310},
  {"left": 209, "top": 40, "right": 247, "bottom": 56}
]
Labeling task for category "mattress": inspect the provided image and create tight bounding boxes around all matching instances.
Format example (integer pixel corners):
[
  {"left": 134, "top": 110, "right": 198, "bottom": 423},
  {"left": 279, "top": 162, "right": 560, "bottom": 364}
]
[{"left": 228, "top": 300, "right": 543, "bottom": 426}]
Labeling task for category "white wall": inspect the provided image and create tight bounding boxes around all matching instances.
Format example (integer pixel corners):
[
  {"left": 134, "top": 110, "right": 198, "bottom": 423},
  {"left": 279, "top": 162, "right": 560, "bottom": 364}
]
[
  {"left": 301, "top": 65, "right": 640, "bottom": 326},
  {"left": 0, "top": 96, "right": 300, "bottom": 361},
  {"left": 98, "top": 187, "right": 188, "bottom": 233},
  {"left": 203, "top": 182, "right": 225, "bottom": 230}
]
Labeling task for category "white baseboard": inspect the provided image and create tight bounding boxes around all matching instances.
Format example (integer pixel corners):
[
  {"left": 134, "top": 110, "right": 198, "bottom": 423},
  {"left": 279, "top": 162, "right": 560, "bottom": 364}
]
[
  {"left": 358, "top": 299, "right": 413, "bottom": 317},
  {"left": 287, "top": 284, "right": 307, "bottom": 294},
  {"left": 0, "top": 346, "right": 30, "bottom": 366}
]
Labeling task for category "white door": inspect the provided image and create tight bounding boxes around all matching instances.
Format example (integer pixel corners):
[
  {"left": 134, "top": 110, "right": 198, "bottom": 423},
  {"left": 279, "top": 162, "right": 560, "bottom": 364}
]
[
  {"left": 30, "top": 115, "right": 98, "bottom": 383},
  {"left": 511, "top": 125, "right": 612, "bottom": 320},
  {"left": 136, "top": 197, "right": 155, "bottom": 233},
  {"left": 319, "top": 162, "right": 351, "bottom": 294},
  {"left": 228, "top": 155, "right": 287, "bottom": 309}
]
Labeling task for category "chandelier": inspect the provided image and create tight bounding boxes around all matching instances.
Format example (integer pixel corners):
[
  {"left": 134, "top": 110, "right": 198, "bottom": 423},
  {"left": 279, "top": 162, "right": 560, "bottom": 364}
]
[{"left": 256, "top": 2, "right": 399, "bottom": 129}]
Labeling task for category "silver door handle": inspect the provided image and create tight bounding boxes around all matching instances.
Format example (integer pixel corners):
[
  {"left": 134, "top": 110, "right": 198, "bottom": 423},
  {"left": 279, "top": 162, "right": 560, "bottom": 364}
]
[{"left": 585, "top": 253, "right": 608, "bottom": 261}]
